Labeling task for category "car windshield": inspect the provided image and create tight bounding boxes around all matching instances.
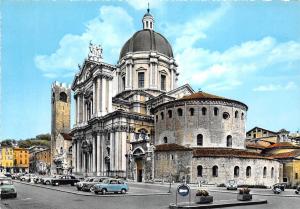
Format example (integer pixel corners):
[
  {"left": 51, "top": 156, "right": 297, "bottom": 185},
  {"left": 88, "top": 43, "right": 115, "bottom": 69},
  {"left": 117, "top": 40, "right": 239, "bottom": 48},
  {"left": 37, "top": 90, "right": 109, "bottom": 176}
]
[
  {"left": 229, "top": 180, "right": 235, "bottom": 184},
  {"left": 0, "top": 178, "right": 12, "bottom": 185},
  {"left": 102, "top": 179, "right": 110, "bottom": 184}
]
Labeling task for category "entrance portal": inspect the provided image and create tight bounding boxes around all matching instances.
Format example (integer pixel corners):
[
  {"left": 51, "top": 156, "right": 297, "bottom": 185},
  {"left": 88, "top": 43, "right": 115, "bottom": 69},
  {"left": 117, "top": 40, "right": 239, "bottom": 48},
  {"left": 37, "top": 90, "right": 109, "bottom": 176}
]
[{"left": 136, "top": 159, "right": 143, "bottom": 182}]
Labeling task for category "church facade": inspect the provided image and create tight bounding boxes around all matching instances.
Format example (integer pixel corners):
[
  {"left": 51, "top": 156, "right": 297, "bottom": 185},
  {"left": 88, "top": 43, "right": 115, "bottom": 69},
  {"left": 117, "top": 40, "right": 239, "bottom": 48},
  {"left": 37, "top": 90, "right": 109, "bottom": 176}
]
[{"left": 71, "top": 10, "right": 280, "bottom": 186}]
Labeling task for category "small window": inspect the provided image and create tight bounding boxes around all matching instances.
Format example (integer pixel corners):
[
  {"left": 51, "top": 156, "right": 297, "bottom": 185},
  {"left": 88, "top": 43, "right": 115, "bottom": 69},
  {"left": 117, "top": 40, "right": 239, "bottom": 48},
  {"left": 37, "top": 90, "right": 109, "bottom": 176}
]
[
  {"left": 214, "top": 107, "right": 219, "bottom": 116},
  {"left": 146, "top": 21, "right": 149, "bottom": 28},
  {"left": 138, "top": 72, "right": 145, "bottom": 88},
  {"left": 263, "top": 167, "right": 267, "bottom": 178},
  {"left": 234, "top": 166, "right": 239, "bottom": 177},
  {"left": 59, "top": 92, "right": 67, "bottom": 102},
  {"left": 161, "top": 74, "right": 166, "bottom": 91},
  {"left": 235, "top": 111, "right": 238, "bottom": 118},
  {"left": 122, "top": 76, "right": 126, "bottom": 90},
  {"left": 168, "top": 110, "right": 172, "bottom": 118},
  {"left": 163, "top": 137, "right": 168, "bottom": 143},
  {"left": 161, "top": 112, "right": 164, "bottom": 120},
  {"left": 226, "top": 135, "right": 232, "bottom": 147},
  {"left": 150, "top": 22, "right": 152, "bottom": 29},
  {"left": 189, "top": 108, "right": 194, "bottom": 116},
  {"left": 197, "top": 165, "right": 203, "bottom": 177},
  {"left": 212, "top": 166, "right": 218, "bottom": 177},
  {"left": 223, "top": 112, "right": 230, "bottom": 120},
  {"left": 271, "top": 167, "right": 274, "bottom": 178},
  {"left": 202, "top": 107, "right": 207, "bottom": 115},
  {"left": 246, "top": 166, "right": 251, "bottom": 177},
  {"left": 177, "top": 108, "right": 183, "bottom": 116},
  {"left": 241, "top": 113, "right": 244, "bottom": 120},
  {"left": 156, "top": 115, "right": 158, "bottom": 121},
  {"left": 197, "top": 134, "right": 203, "bottom": 146}
]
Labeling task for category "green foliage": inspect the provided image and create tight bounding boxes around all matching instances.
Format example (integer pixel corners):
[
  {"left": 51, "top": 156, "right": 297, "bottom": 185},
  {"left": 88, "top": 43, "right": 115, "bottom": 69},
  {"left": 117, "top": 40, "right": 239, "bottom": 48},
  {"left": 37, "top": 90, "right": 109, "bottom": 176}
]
[{"left": 1, "top": 133, "right": 50, "bottom": 148}]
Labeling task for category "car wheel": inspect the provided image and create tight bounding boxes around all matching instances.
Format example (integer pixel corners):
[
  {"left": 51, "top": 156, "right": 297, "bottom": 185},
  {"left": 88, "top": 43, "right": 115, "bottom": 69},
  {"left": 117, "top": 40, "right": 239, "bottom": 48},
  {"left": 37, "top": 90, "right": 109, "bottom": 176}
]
[
  {"left": 121, "top": 189, "right": 126, "bottom": 194},
  {"left": 90, "top": 186, "right": 95, "bottom": 192},
  {"left": 77, "top": 188, "right": 81, "bottom": 191},
  {"left": 102, "top": 189, "right": 107, "bottom": 195},
  {"left": 71, "top": 183, "right": 74, "bottom": 186},
  {"left": 13, "top": 193, "right": 17, "bottom": 198},
  {"left": 45, "top": 181, "right": 50, "bottom": 185},
  {"left": 94, "top": 191, "right": 99, "bottom": 194}
]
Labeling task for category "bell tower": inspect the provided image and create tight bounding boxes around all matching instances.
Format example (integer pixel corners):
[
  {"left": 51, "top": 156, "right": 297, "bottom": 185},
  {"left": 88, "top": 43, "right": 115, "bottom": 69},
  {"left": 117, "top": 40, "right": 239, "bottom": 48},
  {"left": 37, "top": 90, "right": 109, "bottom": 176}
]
[{"left": 51, "top": 81, "right": 71, "bottom": 172}]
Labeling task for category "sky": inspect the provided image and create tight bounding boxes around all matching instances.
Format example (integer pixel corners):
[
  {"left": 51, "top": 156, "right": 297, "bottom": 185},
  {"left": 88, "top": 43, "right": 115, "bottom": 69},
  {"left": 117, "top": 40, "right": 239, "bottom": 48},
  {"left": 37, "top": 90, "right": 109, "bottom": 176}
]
[{"left": 1, "top": 0, "right": 300, "bottom": 140}]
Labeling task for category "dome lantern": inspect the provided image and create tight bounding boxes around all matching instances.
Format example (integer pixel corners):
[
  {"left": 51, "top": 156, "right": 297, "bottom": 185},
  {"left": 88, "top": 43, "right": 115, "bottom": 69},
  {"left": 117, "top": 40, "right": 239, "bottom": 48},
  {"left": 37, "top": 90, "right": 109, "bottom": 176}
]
[{"left": 142, "top": 4, "right": 154, "bottom": 30}]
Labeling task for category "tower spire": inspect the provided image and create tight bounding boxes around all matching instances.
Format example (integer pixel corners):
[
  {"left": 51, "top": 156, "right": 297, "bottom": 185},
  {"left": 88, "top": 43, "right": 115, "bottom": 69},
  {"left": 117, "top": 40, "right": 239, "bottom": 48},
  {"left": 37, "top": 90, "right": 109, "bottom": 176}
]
[
  {"left": 147, "top": 2, "right": 150, "bottom": 13},
  {"left": 142, "top": 2, "right": 154, "bottom": 30}
]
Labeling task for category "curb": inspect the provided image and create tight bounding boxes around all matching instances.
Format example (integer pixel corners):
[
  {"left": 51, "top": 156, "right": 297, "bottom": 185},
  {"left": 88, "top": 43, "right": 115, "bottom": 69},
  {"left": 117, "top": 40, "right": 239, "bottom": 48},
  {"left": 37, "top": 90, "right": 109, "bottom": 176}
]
[
  {"left": 169, "top": 199, "right": 267, "bottom": 209},
  {"left": 14, "top": 181, "right": 171, "bottom": 197},
  {"left": 207, "top": 189, "right": 300, "bottom": 198}
]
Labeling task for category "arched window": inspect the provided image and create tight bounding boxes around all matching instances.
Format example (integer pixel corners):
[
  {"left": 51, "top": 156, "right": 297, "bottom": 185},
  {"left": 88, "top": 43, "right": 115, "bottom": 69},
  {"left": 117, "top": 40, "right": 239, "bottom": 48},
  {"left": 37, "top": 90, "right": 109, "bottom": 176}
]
[
  {"left": 212, "top": 166, "right": 218, "bottom": 177},
  {"left": 177, "top": 108, "right": 183, "bottom": 116},
  {"left": 246, "top": 166, "right": 251, "bottom": 177},
  {"left": 168, "top": 110, "right": 172, "bottom": 118},
  {"left": 156, "top": 115, "right": 158, "bottom": 121},
  {"left": 197, "top": 165, "right": 203, "bottom": 177},
  {"left": 138, "top": 72, "right": 145, "bottom": 88},
  {"left": 271, "top": 167, "right": 274, "bottom": 178},
  {"left": 235, "top": 111, "right": 238, "bottom": 118},
  {"left": 263, "top": 166, "right": 267, "bottom": 178},
  {"left": 122, "top": 76, "right": 126, "bottom": 90},
  {"left": 226, "top": 135, "right": 232, "bottom": 147},
  {"left": 161, "top": 112, "right": 164, "bottom": 120},
  {"left": 59, "top": 92, "right": 67, "bottom": 102},
  {"left": 189, "top": 108, "right": 194, "bottom": 116},
  {"left": 234, "top": 166, "right": 239, "bottom": 177},
  {"left": 163, "top": 137, "right": 168, "bottom": 144},
  {"left": 202, "top": 107, "right": 207, "bottom": 115},
  {"left": 161, "top": 74, "right": 166, "bottom": 91},
  {"left": 214, "top": 107, "right": 219, "bottom": 116},
  {"left": 241, "top": 113, "right": 244, "bottom": 120},
  {"left": 197, "top": 134, "right": 203, "bottom": 146}
]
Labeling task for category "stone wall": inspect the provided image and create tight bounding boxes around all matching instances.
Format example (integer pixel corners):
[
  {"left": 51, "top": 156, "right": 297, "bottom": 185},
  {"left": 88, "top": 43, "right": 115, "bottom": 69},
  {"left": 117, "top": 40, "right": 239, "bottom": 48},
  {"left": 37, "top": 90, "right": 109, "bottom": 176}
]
[
  {"left": 191, "top": 157, "right": 280, "bottom": 187},
  {"left": 154, "top": 100, "right": 246, "bottom": 149}
]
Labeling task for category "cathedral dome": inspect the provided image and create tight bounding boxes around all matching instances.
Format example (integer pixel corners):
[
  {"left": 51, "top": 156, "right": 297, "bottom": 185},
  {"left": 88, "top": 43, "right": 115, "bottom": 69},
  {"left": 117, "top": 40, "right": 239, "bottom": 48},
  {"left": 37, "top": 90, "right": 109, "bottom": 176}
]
[{"left": 119, "top": 29, "right": 174, "bottom": 60}]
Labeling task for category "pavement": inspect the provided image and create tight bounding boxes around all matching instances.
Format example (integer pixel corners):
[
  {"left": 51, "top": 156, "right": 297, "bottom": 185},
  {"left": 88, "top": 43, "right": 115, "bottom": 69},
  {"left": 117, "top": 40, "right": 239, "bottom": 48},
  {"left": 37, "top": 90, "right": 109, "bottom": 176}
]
[{"left": 0, "top": 181, "right": 299, "bottom": 209}]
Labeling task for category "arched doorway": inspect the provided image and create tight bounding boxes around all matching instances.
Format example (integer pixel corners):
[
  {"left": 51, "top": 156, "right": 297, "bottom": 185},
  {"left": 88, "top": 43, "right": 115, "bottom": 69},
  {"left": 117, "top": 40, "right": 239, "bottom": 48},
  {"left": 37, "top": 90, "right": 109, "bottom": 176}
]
[{"left": 136, "top": 158, "right": 143, "bottom": 182}]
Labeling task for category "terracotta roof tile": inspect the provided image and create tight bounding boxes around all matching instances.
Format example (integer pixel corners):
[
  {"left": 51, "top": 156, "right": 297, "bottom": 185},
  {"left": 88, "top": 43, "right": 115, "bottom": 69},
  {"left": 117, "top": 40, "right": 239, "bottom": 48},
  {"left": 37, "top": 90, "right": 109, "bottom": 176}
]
[
  {"left": 155, "top": 143, "right": 192, "bottom": 152},
  {"left": 192, "top": 148, "right": 273, "bottom": 159},
  {"left": 181, "top": 91, "right": 225, "bottom": 100},
  {"left": 61, "top": 133, "right": 72, "bottom": 141},
  {"left": 267, "top": 142, "right": 299, "bottom": 149},
  {"left": 270, "top": 150, "right": 300, "bottom": 159},
  {"left": 246, "top": 143, "right": 268, "bottom": 149}
]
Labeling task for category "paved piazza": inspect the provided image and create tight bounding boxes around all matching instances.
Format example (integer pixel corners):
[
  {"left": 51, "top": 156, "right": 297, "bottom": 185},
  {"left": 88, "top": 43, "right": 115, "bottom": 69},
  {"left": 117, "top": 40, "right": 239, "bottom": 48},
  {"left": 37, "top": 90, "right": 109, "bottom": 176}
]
[{"left": 1, "top": 181, "right": 299, "bottom": 209}]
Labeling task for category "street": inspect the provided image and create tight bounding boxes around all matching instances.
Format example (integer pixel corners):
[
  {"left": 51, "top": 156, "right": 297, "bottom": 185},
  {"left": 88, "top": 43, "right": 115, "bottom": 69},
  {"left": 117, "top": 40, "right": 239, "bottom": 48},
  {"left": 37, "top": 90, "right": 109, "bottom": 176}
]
[{"left": 1, "top": 182, "right": 300, "bottom": 209}]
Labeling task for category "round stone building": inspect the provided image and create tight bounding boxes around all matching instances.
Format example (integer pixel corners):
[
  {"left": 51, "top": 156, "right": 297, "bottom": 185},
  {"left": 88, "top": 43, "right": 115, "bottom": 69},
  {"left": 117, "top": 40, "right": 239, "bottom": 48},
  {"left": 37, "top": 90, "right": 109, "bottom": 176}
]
[{"left": 153, "top": 92, "right": 280, "bottom": 187}]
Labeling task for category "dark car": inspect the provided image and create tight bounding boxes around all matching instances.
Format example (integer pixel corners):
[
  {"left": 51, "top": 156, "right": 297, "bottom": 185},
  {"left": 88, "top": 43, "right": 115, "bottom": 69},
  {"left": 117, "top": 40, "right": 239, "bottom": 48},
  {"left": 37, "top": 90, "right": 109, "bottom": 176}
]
[
  {"left": 295, "top": 185, "right": 300, "bottom": 194},
  {"left": 82, "top": 177, "right": 108, "bottom": 192},
  {"left": 51, "top": 175, "right": 80, "bottom": 186},
  {"left": 273, "top": 183, "right": 286, "bottom": 191}
]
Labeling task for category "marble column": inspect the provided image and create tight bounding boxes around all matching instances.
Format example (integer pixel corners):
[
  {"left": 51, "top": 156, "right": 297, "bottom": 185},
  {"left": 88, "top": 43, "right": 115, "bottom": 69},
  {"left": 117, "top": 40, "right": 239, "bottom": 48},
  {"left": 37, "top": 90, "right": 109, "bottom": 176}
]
[
  {"left": 92, "top": 135, "right": 96, "bottom": 173},
  {"left": 108, "top": 80, "right": 112, "bottom": 113},
  {"left": 96, "top": 133, "right": 101, "bottom": 175},
  {"left": 72, "top": 142, "right": 76, "bottom": 173},
  {"left": 82, "top": 96, "right": 86, "bottom": 123},
  {"left": 101, "top": 134, "right": 105, "bottom": 175},
  {"left": 97, "top": 77, "right": 101, "bottom": 116},
  {"left": 76, "top": 95, "right": 80, "bottom": 124},
  {"left": 101, "top": 78, "right": 106, "bottom": 115},
  {"left": 92, "top": 80, "right": 96, "bottom": 116},
  {"left": 110, "top": 132, "right": 115, "bottom": 172},
  {"left": 121, "top": 132, "right": 127, "bottom": 172},
  {"left": 115, "top": 132, "right": 119, "bottom": 171},
  {"left": 82, "top": 153, "right": 86, "bottom": 174},
  {"left": 76, "top": 141, "right": 80, "bottom": 173}
]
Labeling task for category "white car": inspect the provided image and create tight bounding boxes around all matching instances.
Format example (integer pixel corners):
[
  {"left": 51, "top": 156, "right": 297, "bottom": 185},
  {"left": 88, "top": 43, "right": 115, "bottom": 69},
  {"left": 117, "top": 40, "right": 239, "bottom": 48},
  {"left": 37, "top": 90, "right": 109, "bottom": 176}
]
[
  {"left": 226, "top": 180, "right": 238, "bottom": 190},
  {"left": 41, "top": 175, "right": 61, "bottom": 185},
  {"left": 20, "top": 174, "right": 37, "bottom": 182}
]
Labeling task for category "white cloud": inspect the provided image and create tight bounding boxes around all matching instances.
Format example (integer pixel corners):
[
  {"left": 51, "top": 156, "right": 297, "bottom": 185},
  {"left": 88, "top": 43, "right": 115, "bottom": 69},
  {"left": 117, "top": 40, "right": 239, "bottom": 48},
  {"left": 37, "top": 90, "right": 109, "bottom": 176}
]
[
  {"left": 253, "top": 82, "right": 298, "bottom": 92},
  {"left": 35, "top": 6, "right": 135, "bottom": 78}
]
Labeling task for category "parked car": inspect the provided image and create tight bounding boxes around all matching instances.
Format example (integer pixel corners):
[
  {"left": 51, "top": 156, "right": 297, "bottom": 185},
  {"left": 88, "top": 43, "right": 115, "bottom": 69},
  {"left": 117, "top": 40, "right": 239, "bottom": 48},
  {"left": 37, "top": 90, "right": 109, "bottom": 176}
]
[
  {"left": 41, "top": 175, "right": 61, "bottom": 185},
  {"left": 0, "top": 177, "right": 17, "bottom": 198},
  {"left": 20, "top": 174, "right": 37, "bottom": 182},
  {"left": 295, "top": 185, "right": 300, "bottom": 194},
  {"left": 76, "top": 177, "right": 95, "bottom": 191},
  {"left": 52, "top": 175, "right": 80, "bottom": 186},
  {"left": 93, "top": 178, "right": 128, "bottom": 195},
  {"left": 273, "top": 183, "right": 286, "bottom": 192},
  {"left": 82, "top": 177, "right": 108, "bottom": 192},
  {"left": 4, "top": 173, "right": 12, "bottom": 178},
  {"left": 226, "top": 180, "right": 238, "bottom": 190}
]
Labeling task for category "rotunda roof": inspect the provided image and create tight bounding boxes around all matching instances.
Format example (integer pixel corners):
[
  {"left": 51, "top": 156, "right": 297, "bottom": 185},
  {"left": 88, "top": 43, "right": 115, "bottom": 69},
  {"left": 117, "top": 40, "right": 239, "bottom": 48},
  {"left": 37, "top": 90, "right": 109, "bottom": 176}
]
[{"left": 119, "top": 29, "right": 174, "bottom": 59}]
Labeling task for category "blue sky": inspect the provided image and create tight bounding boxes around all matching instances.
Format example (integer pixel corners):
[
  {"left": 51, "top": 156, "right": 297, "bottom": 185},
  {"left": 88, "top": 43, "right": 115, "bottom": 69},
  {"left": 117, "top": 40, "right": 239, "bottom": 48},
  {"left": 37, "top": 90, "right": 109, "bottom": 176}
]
[{"left": 1, "top": 0, "right": 300, "bottom": 139}]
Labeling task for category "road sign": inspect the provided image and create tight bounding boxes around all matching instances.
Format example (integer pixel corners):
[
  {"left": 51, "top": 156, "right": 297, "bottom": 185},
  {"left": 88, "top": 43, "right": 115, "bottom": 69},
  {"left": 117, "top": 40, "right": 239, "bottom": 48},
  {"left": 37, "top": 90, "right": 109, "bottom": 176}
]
[{"left": 177, "top": 184, "right": 190, "bottom": 197}]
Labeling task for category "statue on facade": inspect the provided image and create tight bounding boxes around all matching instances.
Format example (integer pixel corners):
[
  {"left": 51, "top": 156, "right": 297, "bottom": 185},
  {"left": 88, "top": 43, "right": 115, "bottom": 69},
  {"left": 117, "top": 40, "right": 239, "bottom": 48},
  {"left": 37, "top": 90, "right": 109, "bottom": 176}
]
[{"left": 88, "top": 41, "right": 103, "bottom": 62}]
